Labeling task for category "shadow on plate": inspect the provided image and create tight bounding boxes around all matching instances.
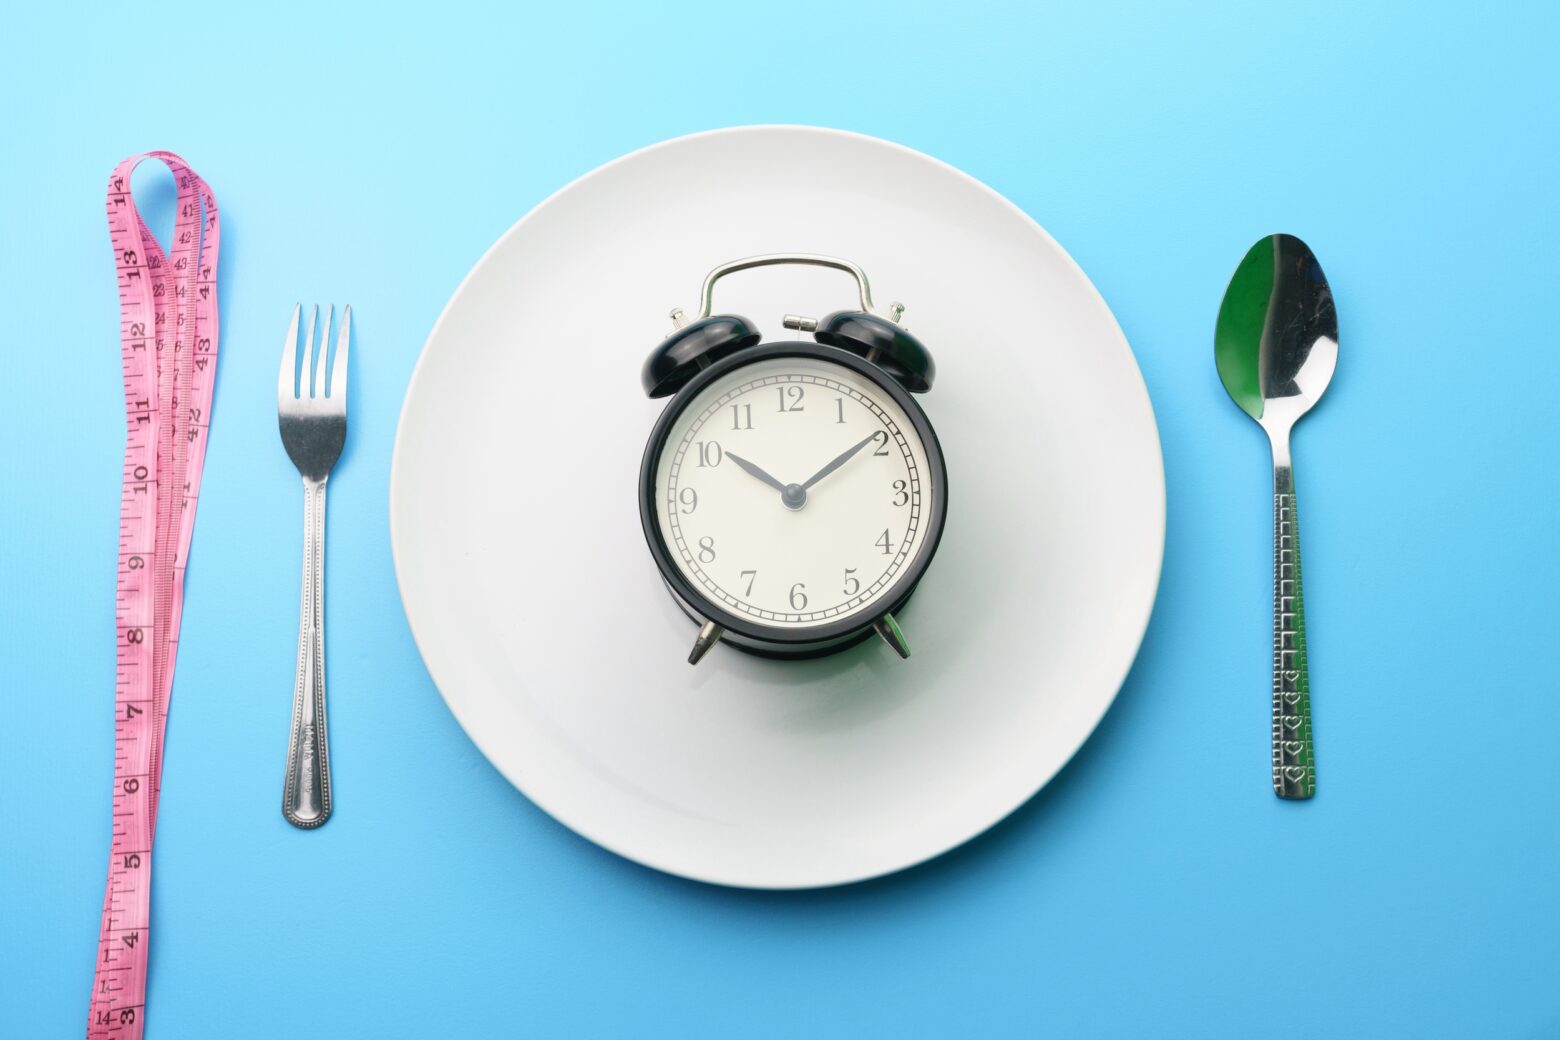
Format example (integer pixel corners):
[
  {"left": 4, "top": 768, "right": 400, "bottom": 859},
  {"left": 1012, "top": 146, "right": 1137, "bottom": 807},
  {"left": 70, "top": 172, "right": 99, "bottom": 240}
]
[{"left": 556, "top": 584, "right": 1167, "bottom": 907}]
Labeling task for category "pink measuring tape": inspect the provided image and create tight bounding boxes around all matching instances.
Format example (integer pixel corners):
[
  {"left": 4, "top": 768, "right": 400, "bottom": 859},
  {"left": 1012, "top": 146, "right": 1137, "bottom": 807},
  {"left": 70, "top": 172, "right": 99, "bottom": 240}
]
[{"left": 88, "top": 151, "right": 220, "bottom": 1039}]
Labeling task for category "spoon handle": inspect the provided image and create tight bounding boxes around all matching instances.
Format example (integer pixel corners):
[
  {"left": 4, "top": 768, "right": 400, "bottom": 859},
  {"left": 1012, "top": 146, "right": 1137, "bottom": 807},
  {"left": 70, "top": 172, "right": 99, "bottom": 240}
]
[{"left": 1271, "top": 464, "right": 1315, "bottom": 799}]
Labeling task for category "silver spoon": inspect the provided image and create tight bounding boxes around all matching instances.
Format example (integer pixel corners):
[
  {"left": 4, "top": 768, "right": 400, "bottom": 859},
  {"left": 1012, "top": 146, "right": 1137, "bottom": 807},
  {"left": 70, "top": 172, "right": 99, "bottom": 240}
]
[{"left": 1215, "top": 234, "right": 1337, "bottom": 800}]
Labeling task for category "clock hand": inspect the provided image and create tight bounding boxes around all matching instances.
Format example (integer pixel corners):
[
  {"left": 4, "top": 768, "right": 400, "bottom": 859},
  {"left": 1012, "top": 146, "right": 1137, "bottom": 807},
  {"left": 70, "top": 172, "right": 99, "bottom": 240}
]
[
  {"left": 723, "top": 451, "right": 789, "bottom": 494},
  {"left": 800, "top": 434, "right": 879, "bottom": 491}
]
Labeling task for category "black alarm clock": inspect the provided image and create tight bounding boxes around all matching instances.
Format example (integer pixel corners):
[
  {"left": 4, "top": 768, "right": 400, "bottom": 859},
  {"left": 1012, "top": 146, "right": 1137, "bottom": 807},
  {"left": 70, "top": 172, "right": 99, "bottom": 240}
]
[{"left": 638, "top": 254, "right": 948, "bottom": 664}]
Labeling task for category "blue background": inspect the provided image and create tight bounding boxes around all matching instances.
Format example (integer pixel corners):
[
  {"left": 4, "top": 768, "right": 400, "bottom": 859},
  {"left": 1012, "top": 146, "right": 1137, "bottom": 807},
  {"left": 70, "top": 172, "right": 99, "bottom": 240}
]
[{"left": 3, "top": 1, "right": 1557, "bottom": 1036}]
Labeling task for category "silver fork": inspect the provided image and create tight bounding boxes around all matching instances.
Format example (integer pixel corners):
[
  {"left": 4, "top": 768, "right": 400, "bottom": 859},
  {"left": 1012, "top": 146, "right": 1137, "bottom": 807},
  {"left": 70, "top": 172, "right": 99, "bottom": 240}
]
[{"left": 278, "top": 303, "right": 350, "bottom": 829}]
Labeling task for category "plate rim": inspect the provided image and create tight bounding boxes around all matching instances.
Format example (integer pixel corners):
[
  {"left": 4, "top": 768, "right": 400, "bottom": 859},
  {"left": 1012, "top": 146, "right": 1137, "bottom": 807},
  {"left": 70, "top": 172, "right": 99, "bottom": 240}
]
[{"left": 390, "top": 124, "right": 1166, "bottom": 889}]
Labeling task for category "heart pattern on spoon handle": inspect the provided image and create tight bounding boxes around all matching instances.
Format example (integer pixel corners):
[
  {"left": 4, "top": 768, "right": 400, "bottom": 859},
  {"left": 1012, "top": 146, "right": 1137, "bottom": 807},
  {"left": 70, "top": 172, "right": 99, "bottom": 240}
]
[{"left": 1272, "top": 467, "right": 1315, "bottom": 799}]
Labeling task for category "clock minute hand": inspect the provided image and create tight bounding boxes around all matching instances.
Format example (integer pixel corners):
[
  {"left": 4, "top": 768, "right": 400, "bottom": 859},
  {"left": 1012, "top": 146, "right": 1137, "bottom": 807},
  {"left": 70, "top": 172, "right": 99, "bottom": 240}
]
[
  {"left": 723, "top": 451, "right": 789, "bottom": 494},
  {"left": 800, "top": 434, "right": 879, "bottom": 491}
]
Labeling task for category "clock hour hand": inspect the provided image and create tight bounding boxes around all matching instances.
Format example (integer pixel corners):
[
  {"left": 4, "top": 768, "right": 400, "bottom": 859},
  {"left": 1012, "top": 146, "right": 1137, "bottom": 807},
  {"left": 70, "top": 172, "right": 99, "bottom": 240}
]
[
  {"left": 800, "top": 434, "right": 879, "bottom": 491},
  {"left": 723, "top": 451, "right": 788, "bottom": 494}
]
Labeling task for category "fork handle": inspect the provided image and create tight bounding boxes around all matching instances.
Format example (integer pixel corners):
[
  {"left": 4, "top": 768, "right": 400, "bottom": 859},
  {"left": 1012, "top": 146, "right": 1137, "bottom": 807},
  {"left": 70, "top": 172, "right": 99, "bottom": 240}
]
[
  {"left": 283, "top": 477, "right": 333, "bottom": 828},
  {"left": 1271, "top": 463, "right": 1315, "bottom": 799}
]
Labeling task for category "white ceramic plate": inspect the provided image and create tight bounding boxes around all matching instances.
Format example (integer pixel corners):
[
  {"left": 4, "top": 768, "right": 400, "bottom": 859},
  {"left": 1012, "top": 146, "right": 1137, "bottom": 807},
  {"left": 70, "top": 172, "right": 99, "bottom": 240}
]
[{"left": 391, "top": 126, "right": 1163, "bottom": 889}]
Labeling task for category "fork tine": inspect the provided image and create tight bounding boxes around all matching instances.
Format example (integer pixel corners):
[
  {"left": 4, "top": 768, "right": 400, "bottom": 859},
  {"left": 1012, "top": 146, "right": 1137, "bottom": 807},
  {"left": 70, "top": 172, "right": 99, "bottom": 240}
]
[
  {"left": 330, "top": 305, "right": 351, "bottom": 401},
  {"left": 304, "top": 304, "right": 320, "bottom": 398},
  {"left": 313, "top": 305, "right": 331, "bottom": 398},
  {"left": 279, "top": 303, "right": 301, "bottom": 401}
]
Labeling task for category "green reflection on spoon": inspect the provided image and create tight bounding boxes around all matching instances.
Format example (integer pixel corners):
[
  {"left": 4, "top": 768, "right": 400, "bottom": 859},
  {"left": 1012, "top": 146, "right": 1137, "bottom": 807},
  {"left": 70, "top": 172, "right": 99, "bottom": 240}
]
[{"left": 1214, "top": 237, "right": 1273, "bottom": 421}]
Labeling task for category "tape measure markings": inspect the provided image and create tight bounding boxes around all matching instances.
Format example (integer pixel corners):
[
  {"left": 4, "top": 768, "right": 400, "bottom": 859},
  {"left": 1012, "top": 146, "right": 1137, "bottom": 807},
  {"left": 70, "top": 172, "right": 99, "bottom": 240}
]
[{"left": 88, "top": 151, "right": 220, "bottom": 1040}]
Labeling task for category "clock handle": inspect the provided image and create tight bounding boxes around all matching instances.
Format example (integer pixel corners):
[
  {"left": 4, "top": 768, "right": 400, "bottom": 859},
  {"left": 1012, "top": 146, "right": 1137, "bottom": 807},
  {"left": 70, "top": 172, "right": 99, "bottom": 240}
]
[{"left": 698, "top": 254, "right": 877, "bottom": 319}]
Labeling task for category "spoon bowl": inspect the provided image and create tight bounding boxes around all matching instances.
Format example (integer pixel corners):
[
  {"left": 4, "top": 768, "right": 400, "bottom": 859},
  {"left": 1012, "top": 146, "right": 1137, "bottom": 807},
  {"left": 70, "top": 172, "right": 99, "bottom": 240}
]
[{"left": 1216, "top": 234, "right": 1337, "bottom": 449}]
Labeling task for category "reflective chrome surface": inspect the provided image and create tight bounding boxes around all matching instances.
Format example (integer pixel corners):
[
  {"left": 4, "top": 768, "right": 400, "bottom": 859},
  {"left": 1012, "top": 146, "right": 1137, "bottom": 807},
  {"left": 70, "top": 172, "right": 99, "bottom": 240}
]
[
  {"left": 873, "top": 612, "right": 911, "bottom": 659},
  {"left": 688, "top": 620, "right": 724, "bottom": 665},
  {"left": 1215, "top": 234, "right": 1337, "bottom": 800},
  {"left": 277, "top": 303, "right": 351, "bottom": 828}
]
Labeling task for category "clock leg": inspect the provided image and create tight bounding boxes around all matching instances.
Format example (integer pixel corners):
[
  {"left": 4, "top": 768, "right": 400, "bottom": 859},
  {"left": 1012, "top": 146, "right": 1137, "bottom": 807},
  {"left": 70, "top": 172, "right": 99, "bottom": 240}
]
[
  {"left": 688, "top": 620, "right": 725, "bottom": 665},
  {"left": 872, "top": 613, "right": 911, "bottom": 659}
]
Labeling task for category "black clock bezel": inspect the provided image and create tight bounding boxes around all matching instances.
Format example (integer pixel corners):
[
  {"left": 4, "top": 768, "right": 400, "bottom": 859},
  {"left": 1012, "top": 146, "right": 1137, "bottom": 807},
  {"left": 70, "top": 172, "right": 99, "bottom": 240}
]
[{"left": 638, "top": 341, "right": 949, "bottom": 651}]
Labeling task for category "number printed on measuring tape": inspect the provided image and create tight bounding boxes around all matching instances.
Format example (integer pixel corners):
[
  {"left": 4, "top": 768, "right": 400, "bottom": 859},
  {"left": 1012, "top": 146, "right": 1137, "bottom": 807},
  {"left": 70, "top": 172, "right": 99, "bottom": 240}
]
[{"left": 87, "top": 152, "right": 220, "bottom": 1040}]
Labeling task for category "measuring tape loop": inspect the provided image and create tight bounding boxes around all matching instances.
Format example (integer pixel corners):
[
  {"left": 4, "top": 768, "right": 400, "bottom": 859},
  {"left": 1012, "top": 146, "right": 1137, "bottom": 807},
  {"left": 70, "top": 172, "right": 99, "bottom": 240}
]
[{"left": 88, "top": 151, "right": 220, "bottom": 1040}]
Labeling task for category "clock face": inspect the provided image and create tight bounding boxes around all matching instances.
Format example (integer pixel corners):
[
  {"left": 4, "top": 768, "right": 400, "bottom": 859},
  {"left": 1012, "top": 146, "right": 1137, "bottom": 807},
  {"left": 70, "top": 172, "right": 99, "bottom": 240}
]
[{"left": 653, "top": 354, "right": 938, "bottom": 630}]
